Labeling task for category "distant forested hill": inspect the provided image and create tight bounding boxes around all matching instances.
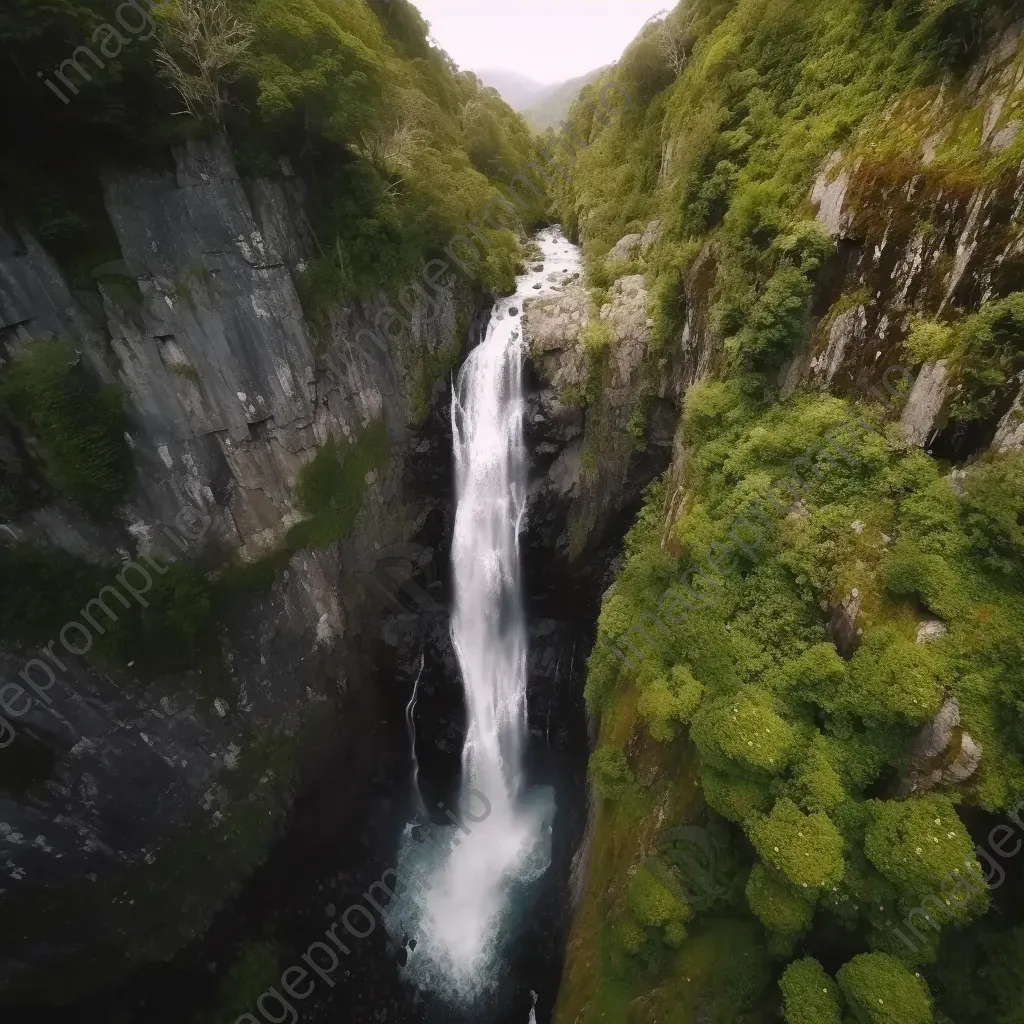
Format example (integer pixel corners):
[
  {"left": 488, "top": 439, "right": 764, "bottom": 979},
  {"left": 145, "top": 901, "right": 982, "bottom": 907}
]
[
  {"left": 474, "top": 68, "right": 548, "bottom": 110},
  {"left": 524, "top": 67, "right": 609, "bottom": 131},
  {"left": 474, "top": 66, "right": 608, "bottom": 133}
]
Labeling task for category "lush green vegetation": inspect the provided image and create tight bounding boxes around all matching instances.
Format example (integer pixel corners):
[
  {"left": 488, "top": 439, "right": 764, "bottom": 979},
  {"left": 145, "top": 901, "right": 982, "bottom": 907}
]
[
  {"left": 0, "top": 341, "right": 131, "bottom": 517},
  {"left": 1, "top": 0, "right": 546, "bottom": 304},
  {"left": 568, "top": 381, "right": 1024, "bottom": 1020},
  {"left": 552, "top": 1, "right": 1024, "bottom": 1021},
  {"left": 907, "top": 293, "right": 1024, "bottom": 428},
  {"left": 547, "top": 0, "right": 1023, "bottom": 385},
  {"left": 288, "top": 420, "right": 389, "bottom": 549},
  {"left": 0, "top": 540, "right": 233, "bottom": 685},
  {"left": 194, "top": 940, "right": 280, "bottom": 1024}
]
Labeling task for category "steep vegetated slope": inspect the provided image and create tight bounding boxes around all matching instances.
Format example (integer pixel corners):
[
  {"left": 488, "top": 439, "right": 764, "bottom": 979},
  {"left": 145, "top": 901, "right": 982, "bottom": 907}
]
[
  {"left": 547, "top": 1, "right": 1024, "bottom": 1021},
  {"left": 0, "top": 0, "right": 546, "bottom": 1001}
]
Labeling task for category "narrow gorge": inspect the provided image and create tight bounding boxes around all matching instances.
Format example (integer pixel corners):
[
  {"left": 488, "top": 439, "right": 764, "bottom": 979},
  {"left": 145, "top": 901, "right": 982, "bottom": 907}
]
[{"left": 3, "top": 2, "right": 1024, "bottom": 1023}]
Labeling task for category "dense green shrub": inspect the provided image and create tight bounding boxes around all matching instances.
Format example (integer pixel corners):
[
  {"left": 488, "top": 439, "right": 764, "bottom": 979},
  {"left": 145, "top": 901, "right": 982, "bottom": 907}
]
[
  {"left": 589, "top": 745, "right": 636, "bottom": 801},
  {"left": 863, "top": 794, "right": 988, "bottom": 923},
  {"left": 750, "top": 798, "right": 846, "bottom": 890},
  {"left": 692, "top": 688, "right": 796, "bottom": 775},
  {"left": 636, "top": 664, "right": 705, "bottom": 741},
  {"left": 960, "top": 452, "right": 1024, "bottom": 577},
  {"left": 779, "top": 957, "right": 843, "bottom": 1024},
  {"left": 628, "top": 861, "right": 693, "bottom": 945},
  {"left": 288, "top": 421, "right": 389, "bottom": 549},
  {"left": 1, "top": 341, "right": 130, "bottom": 517},
  {"left": 701, "top": 764, "right": 774, "bottom": 824},
  {"left": 846, "top": 627, "right": 947, "bottom": 725},
  {"left": 0, "top": 542, "right": 219, "bottom": 678},
  {"left": 746, "top": 862, "right": 815, "bottom": 936},
  {"left": 836, "top": 952, "right": 934, "bottom": 1024}
]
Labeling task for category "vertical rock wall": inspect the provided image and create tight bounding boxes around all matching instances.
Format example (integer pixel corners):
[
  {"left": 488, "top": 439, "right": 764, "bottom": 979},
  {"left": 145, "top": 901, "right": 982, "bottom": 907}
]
[{"left": 0, "top": 136, "right": 480, "bottom": 998}]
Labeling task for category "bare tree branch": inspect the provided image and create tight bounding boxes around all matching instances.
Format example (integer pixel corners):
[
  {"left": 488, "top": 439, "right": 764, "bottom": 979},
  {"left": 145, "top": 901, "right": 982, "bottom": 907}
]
[
  {"left": 658, "top": 18, "right": 688, "bottom": 78},
  {"left": 155, "top": 0, "right": 254, "bottom": 125}
]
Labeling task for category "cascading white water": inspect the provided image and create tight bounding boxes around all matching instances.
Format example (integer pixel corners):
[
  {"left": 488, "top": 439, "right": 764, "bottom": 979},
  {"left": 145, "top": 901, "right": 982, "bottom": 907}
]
[{"left": 385, "top": 227, "right": 581, "bottom": 1004}]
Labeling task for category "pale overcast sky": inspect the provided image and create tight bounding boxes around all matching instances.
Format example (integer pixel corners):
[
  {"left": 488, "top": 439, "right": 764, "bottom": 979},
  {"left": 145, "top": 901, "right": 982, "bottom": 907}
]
[{"left": 411, "top": 0, "right": 671, "bottom": 84}]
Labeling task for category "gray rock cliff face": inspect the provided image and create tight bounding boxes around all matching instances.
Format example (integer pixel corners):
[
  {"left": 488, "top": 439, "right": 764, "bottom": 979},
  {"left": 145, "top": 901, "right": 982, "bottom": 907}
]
[
  {"left": 0, "top": 136, "right": 478, "bottom": 996},
  {"left": 523, "top": 273, "right": 674, "bottom": 558},
  {"left": 800, "top": 27, "right": 1024, "bottom": 421}
]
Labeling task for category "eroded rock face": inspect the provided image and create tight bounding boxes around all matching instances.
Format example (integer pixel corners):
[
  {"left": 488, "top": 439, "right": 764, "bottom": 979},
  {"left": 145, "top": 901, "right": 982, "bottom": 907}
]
[
  {"left": 604, "top": 222, "right": 662, "bottom": 267},
  {"left": 522, "top": 282, "right": 590, "bottom": 399},
  {"left": 812, "top": 151, "right": 854, "bottom": 239},
  {"left": 0, "top": 136, "right": 479, "bottom": 996},
  {"left": 993, "top": 382, "right": 1024, "bottom": 451},
  {"left": 829, "top": 589, "right": 863, "bottom": 659},
  {"left": 1, "top": 137, "right": 467, "bottom": 565},
  {"left": 640, "top": 220, "right": 662, "bottom": 255},
  {"left": 901, "top": 361, "right": 949, "bottom": 448},
  {"left": 898, "top": 697, "right": 983, "bottom": 797},
  {"left": 813, "top": 304, "right": 869, "bottom": 386},
  {"left": 799, "top": 30, "right": 1024, "bottom": 404},
  {"left": 605, "top": 275, "right": 653, "bottom": 386},
  {"left": 523, "top": 275, "right": 673, "bottom": 559}
]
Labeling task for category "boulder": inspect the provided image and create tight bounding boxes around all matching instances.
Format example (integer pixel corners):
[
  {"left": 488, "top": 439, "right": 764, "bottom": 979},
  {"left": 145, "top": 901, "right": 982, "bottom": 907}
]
[
  {"left": 639, "top": 220, "right": 661, "bottom": 255},
  {"left": 606, "top": 232, "right": 643, "bottom": 264},
  {"left": 916, "top": 620, "right": 949, "bottom": 643},
  {"left": 897, "top": 697, "right": 982, "bottom": 796}
]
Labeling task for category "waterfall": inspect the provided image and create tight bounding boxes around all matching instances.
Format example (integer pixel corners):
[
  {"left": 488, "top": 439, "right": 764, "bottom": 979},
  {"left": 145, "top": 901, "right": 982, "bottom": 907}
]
[
  {"left": 528, "top": 989, "right": 539, "bottom": 1023},
  {"left": 385, "top": 227, "right": 579, "bottom": 1004},
  {"left": 406, "top": 651, "right": 427, "bottom": 820}
]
